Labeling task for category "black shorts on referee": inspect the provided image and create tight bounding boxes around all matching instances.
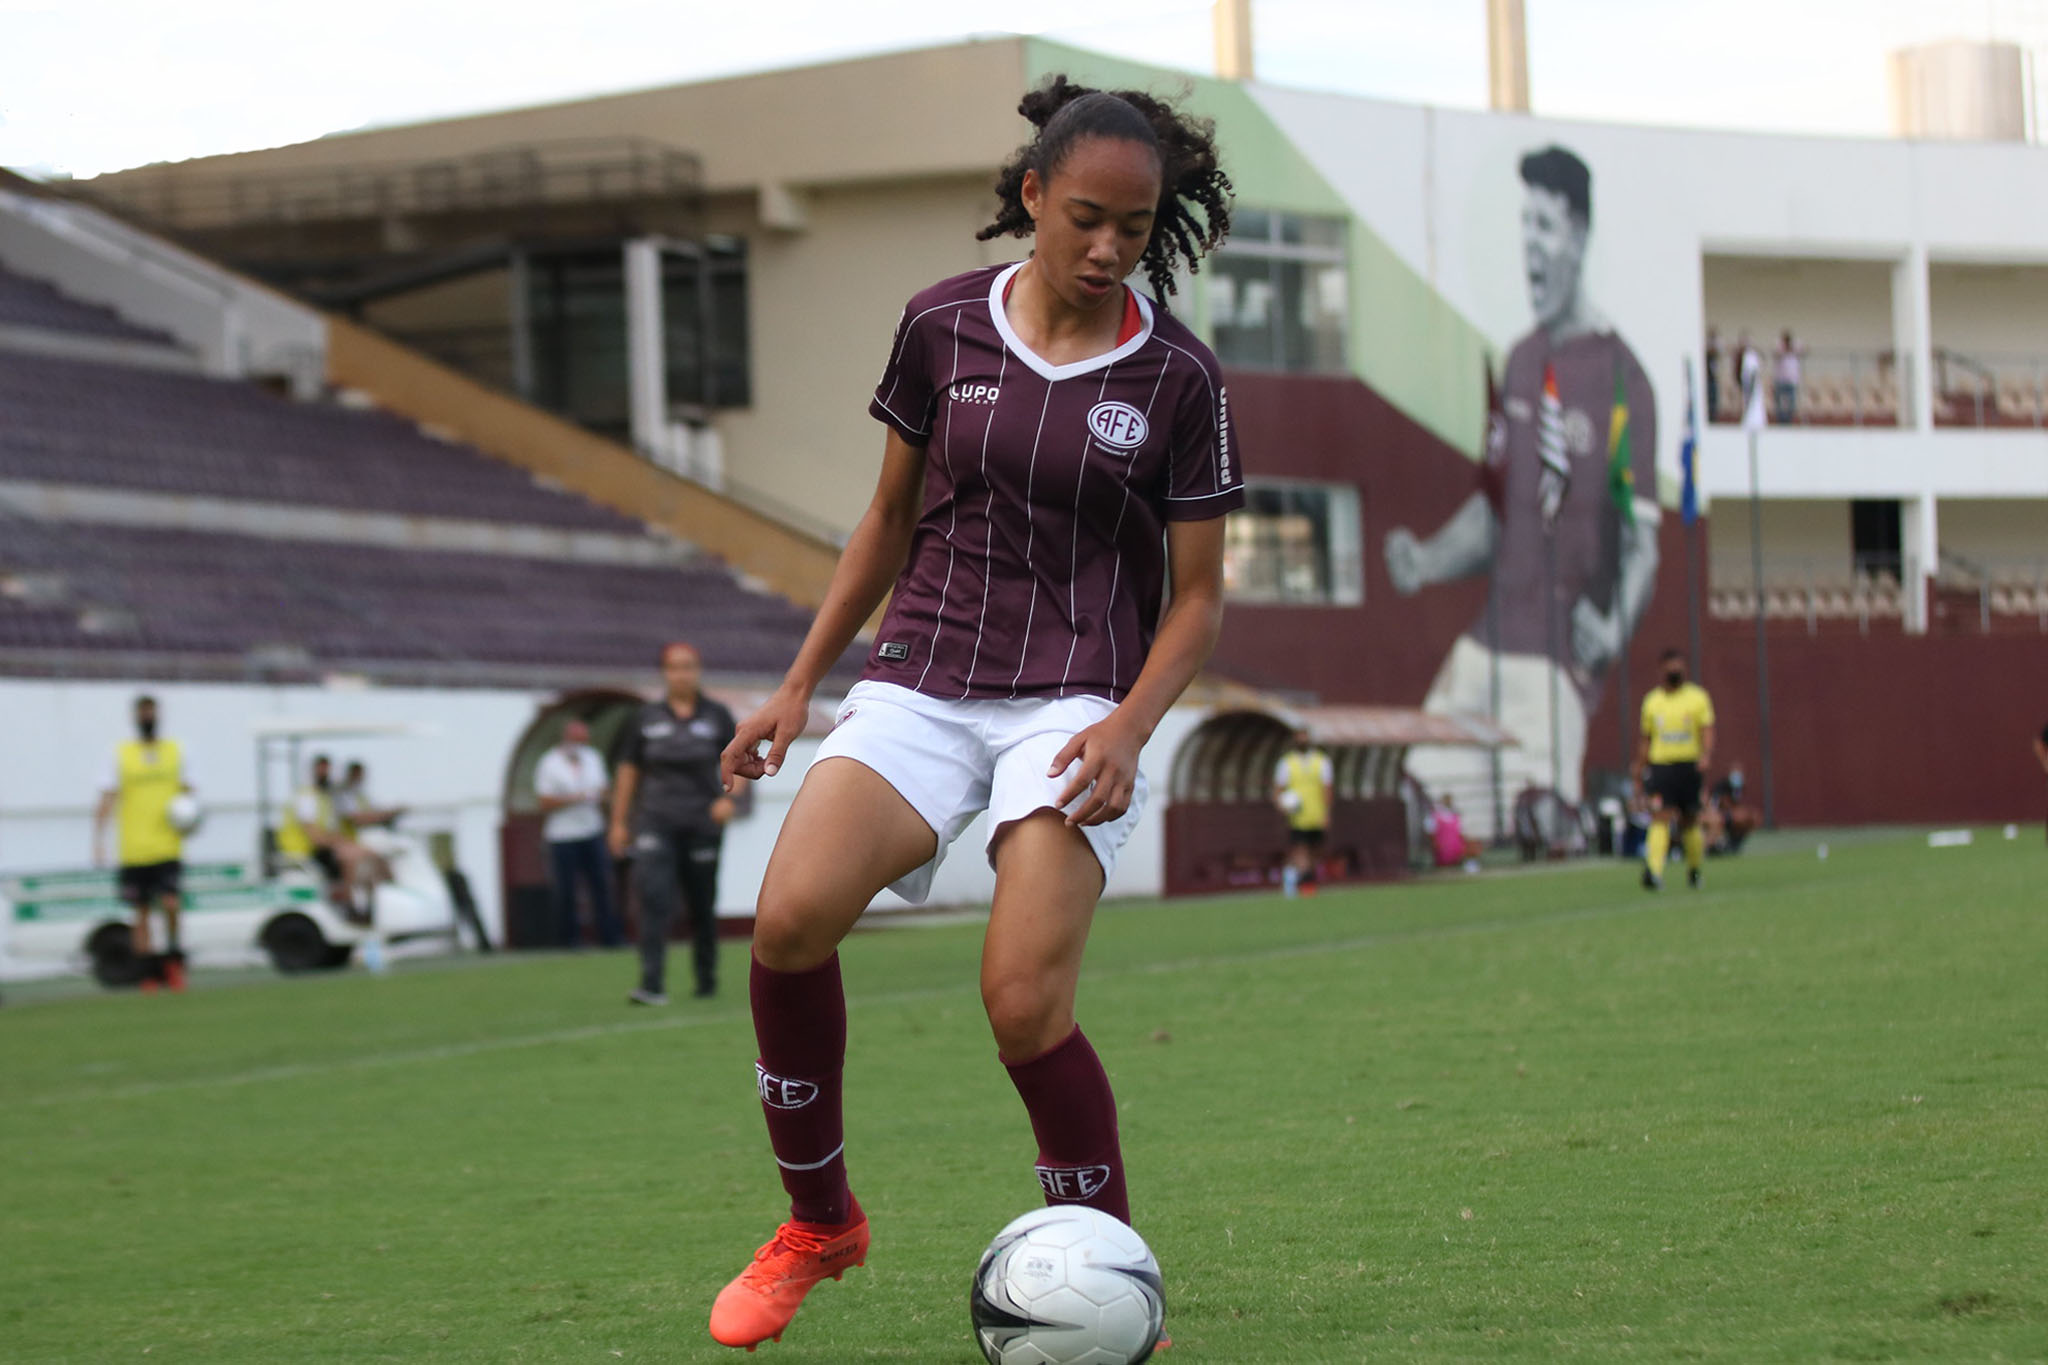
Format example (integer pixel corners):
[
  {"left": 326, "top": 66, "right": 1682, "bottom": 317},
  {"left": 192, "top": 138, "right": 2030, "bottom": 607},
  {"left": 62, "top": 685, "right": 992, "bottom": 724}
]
[
  {"left": 118, "top": 860, "right": 183, "bottom": 909},
  {"left": 1645, "top": 762, "right": 1703, "bottom": 818}
]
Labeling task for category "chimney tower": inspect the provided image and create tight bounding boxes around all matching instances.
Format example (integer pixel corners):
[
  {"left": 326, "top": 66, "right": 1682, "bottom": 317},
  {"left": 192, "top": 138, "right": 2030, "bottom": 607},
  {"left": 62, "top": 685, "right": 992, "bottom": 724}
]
[{"left": 1487, "top": 0, "right": 1530, "bottom": 112}]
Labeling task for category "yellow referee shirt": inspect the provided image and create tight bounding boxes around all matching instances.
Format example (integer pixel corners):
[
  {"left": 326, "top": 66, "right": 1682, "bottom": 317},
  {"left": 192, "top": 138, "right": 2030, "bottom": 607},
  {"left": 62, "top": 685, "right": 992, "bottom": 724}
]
[{"left": 1640, "top": 683, "right": 1714, "bottom": 765}]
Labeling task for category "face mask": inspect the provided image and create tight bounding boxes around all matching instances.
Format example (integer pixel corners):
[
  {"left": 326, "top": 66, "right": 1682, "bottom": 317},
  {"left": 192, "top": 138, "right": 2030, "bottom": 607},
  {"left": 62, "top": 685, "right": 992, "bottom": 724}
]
[
  {"left": 137, "top": 716, "right": 157, "bottom": 741},
  {"left": 1663, "top": 670, "right": 1684, "bottom": 688}
]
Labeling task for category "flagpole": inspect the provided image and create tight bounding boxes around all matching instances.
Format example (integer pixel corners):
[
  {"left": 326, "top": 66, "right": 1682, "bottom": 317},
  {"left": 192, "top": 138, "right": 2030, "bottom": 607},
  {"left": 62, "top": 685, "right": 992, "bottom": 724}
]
[
  {"left": 1545, "top": 535, "right": 1562, "bottom": 797},
  {"left": 1684, "top": 358, "right": 1703, "bottom": 672},
  {"left": 1747, "top": 426, "right": 1776, "bottom": 829}
]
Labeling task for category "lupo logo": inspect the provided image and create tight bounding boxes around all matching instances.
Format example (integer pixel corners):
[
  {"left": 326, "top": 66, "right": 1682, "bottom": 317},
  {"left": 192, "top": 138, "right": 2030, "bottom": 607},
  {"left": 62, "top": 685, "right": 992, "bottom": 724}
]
[
  {"left": 949, "top": 381, "right": 1001, "bottom": 405},
  {"left": 755, "top": 1062, "right": 820, "bottom": 1110},
  {"left": 1087, "top": 401, "right": 1149, "bottom": 450}
]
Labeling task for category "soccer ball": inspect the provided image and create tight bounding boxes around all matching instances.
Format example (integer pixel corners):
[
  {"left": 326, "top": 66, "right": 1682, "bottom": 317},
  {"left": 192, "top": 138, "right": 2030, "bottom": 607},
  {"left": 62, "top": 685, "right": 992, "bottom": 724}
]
[
  {"left": 166, "top": 793, "right": 205, "bottom": 836},
  {"left": 970, "top": 1206, "right": 1164, "bottom": 1365}
]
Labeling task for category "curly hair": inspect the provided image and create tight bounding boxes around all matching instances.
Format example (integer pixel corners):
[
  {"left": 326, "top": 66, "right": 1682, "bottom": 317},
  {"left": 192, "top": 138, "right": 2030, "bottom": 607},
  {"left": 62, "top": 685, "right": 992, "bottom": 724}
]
[{"left": 978, "top": 75, "right": 1234, "bottom": 304}]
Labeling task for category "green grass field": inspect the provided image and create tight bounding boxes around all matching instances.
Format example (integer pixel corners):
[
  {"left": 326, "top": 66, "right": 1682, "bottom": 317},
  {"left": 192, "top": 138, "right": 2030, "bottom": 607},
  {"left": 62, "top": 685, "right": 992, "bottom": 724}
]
[{"left": 5, "top": 829, "right": 2044, "bottom": 1363}]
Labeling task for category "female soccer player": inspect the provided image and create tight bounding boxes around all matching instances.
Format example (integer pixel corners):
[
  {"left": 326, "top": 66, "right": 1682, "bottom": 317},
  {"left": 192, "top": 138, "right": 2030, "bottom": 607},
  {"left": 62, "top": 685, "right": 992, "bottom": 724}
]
[{"left": 708, "top": 76, "right": 1239, "bottom": 1351}]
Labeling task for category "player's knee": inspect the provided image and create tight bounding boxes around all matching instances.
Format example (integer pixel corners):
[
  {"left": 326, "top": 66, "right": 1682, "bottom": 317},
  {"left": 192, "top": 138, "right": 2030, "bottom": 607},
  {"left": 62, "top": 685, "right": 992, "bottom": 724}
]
[
  {"left": 981, "top": 978, "right": 1068, "bottom": 1060},
  {"left": 750, "top": 899, "right": 837, "bottom": 973}
]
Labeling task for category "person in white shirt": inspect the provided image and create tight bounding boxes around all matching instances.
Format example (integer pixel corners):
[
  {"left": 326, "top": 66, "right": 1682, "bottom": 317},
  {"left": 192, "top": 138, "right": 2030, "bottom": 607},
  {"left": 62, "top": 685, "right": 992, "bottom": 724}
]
[
  {"left": 534, "top": 719, "right": 623, "bottom": 947},
  {"left": 1772, "top": 329, "right": 1804, "bottom": 424}
]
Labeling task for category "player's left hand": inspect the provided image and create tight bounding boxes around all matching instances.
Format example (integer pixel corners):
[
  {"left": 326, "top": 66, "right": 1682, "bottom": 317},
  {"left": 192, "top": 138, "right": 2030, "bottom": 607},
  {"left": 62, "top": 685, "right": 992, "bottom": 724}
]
[
  {"left": 1570, "top": 598, "right": 1622, "bottom": 671},
  {"left": 1048, "top": 712, "right": 1144, "bottom": 828}
]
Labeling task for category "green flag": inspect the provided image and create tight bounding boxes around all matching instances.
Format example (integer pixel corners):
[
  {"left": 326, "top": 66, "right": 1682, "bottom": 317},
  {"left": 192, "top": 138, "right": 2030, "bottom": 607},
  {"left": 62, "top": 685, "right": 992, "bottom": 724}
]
[{"left": 1607, "top": 358, "right": 1635, "bottom": 525}]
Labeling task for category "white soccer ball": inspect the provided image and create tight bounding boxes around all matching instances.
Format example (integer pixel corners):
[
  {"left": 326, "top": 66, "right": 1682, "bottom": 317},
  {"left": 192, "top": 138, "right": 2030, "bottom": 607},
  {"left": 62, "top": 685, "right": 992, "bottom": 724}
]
[
  {"left": 970, "top": 1206, "right": 1164, "bottom": 1365},
  {"left": 1278, "top": 789, "right": 1303, "bottom": 815},
  {"left": 166, "top": 793, "right": 205, "bottom": 836}
]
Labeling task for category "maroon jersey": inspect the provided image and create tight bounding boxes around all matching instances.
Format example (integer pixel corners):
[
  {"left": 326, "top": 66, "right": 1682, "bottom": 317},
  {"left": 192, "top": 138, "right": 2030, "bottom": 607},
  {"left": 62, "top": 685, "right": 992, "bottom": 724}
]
[
  {"left": 1471, "top": 326, "right": 1657, "bottom": 707},
  {"left": 865, "top": 263, "right": 1243, "bottom": 701}
]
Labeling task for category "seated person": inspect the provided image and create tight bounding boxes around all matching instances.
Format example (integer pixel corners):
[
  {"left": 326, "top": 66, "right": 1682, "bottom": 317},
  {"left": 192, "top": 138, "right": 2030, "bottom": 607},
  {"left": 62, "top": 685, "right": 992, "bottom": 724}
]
[
  {"left": 1704, "top": 767, "right": 1759, "bottom": 854},
  {"left": 275, "top": 753, "right": 384, "bottom": 918}
]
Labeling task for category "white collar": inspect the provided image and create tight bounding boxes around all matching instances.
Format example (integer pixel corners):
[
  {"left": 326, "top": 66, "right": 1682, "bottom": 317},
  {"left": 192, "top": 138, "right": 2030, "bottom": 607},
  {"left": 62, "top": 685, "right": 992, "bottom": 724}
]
[{"left": 987, "top": 261, "right": 1155, "bottom": 383}]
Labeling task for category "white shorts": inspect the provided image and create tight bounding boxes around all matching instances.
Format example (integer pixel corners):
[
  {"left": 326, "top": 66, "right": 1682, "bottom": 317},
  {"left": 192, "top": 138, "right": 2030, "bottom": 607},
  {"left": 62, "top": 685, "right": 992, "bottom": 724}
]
[{"left": 811, "top": 680, "right": 1147, "bottom": 904}]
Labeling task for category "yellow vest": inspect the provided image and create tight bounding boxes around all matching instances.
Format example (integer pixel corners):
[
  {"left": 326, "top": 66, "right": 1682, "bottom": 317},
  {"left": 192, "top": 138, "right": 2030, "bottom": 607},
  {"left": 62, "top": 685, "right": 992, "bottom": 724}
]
[
  {"left": 1641, "top": 683, "right": 1716, "bottom": 764},
  {"left": 275, "top": 785, "right": 335, "bottom": 857},
  {"left": 1279, "top": 750, "right": 1332, "bottom": 831},
  {"left": 114, "top": 739, "right": 184, "bottom": 866}
]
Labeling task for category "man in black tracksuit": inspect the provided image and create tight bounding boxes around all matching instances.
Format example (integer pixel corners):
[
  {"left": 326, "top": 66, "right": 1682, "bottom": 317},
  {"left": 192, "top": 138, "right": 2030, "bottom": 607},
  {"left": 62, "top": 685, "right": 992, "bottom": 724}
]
[{"left": 610, "top": 643, "right": 736, "bottom": 1004}]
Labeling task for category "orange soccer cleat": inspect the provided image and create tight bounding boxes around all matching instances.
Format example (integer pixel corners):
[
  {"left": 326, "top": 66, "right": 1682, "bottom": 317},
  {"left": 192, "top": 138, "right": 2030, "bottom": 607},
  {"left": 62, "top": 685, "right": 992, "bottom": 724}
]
[{"left": 708, "top": 1207, "right": 869, "bottom": 1350}]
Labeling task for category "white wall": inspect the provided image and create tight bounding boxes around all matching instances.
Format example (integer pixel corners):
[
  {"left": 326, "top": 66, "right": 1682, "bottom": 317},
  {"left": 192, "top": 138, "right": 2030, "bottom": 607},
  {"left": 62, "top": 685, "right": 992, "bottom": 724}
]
[
  {"left": 0, "top": 677, "right": 1206, "bottom": 979},
  {"left": 1703, "top": 256, "right": 1897, "bottom": 353},
  {"left": 1252, "top": 83, "right": 2048, "bottom": 509},
  {"left": 1937, "top": 499, "right": 2048, "bottom": 571},
  {"left": 1705, "top": 499, "right": 1851, "bottom": 585},
  {"left": 1929, "top": 263, "right": 2048, "bottom": 360}
]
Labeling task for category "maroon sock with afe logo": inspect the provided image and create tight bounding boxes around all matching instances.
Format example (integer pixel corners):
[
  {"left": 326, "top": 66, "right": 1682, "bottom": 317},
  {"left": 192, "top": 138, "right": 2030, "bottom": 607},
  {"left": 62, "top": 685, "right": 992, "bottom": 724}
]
[
  {"left": 1003, "top": 1025, "right": 1131, "bottom": 1225},
  {"left": 750, "top": 952, "right": 853, "bottom": 1226}
]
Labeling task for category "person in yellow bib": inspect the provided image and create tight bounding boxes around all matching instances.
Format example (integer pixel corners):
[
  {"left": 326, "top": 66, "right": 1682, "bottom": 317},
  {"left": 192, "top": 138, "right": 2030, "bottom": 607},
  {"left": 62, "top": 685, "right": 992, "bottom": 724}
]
[
  {"left": 1272, "top": 728, "right": 1335, "bottom": 897},
  {"left": 1634, "top": 648, "right": 1715, "bottom": 891},
  {"left": 92, "top": 695, "right": 195, "bottom": 991},
  {"left": 275, "top": 754, "right": 377, "bottom": 919}
]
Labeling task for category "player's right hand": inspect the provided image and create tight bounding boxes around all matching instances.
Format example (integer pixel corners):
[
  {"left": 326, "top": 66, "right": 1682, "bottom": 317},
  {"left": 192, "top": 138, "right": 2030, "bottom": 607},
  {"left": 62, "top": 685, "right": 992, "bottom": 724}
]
[
  {"left": 722, "top": 686, "right": 810, "bottom": 790},
  {"left": 1383, "top": 528, "right": 1424, "bottom": 595}
]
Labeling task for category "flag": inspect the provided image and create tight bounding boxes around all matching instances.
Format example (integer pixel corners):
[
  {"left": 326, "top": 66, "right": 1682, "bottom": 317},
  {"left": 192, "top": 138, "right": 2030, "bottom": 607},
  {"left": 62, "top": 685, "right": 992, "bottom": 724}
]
[
  {"left": 1680, "top": 358, "right": 1700, "bottom": 527},
  {"left": 1537, "top": 361, "right": 1568, "bottom": 524},
  {"left": 1479, "top": 361, "right": 1507, "bottom": 511},
  {"left": 1739, "top": 342, "right": 1767, "bottom": 432},
  {"left": 1606, "top": 356, "right": 1634, "bottom": 525}
]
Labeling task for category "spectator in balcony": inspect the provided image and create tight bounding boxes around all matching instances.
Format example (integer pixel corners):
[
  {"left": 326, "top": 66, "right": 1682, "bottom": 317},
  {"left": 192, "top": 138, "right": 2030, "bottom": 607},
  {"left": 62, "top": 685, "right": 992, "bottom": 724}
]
[
  {"left": 610, "top": 641, "right": 736, "bottom": 1004},
  {"left": 1773, "top": 330, "right": 1804, "bottom": 424},
  {"left": 536, "top": 719, "right": 623, "bottom": 948},
  {"left": 1382, "top": 142, "right": 1660, "bottom": 807}
]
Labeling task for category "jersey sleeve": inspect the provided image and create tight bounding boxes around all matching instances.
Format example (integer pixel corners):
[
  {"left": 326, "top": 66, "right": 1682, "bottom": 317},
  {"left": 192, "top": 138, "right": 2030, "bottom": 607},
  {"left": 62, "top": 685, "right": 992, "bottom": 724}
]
[
  {"left": 1695, "top": 689, "right": 1716, "bottom": 728},
  {"left": 1163, "top": 370, "right": 1245, "bottom": 521},
  {"left": 1640, "top": 692, "right": 1657, "bottom": 737},
  {"left": 615, "top": 717, "right": 646, "bottom": 770},
  {"left": 869, "top": 300, "right": 938, "bottom": 443}
]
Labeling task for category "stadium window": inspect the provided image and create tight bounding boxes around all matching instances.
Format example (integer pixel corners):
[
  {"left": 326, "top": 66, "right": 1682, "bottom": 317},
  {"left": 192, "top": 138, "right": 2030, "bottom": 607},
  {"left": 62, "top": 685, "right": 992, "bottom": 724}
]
[
  {"left": 663, "top": 237, "right": 751, "bottom": 410},
  {"left": 1206, "top": 210, "right": 1348, "bottom": 373},
  {"left": 1222, "top": 481, "right": 1364, "bottom": 606}
]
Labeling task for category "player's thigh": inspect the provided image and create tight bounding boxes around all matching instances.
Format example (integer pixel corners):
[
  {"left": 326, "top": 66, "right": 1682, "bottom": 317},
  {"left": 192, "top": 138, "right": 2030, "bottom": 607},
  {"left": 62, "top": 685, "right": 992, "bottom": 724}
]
[
  {"left": 981, "top": 811, "right": 1103, "bottom": 1060},
  {"left": 754, "top": 757, "right": 937, "bottom": 970}
]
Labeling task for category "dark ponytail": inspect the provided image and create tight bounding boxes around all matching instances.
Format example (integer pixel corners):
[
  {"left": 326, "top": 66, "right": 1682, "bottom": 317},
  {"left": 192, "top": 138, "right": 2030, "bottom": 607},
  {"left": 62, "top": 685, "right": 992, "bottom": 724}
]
[{"left": 979, "top": 75, "right": 1233, "bottom": 304}]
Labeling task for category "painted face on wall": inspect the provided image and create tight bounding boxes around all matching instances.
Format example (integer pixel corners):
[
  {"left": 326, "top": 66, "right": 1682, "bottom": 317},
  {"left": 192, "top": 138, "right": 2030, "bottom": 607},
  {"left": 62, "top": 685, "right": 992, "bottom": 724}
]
[{"left": 1520, "top": 184, "right": 1587, "bottom": 331}]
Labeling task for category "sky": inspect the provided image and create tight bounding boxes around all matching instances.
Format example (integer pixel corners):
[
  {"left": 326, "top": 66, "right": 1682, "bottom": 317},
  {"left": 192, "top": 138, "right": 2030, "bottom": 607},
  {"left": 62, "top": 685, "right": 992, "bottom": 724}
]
[{"left": 5, "top": 0, "right": 2048, "bottom": 179}]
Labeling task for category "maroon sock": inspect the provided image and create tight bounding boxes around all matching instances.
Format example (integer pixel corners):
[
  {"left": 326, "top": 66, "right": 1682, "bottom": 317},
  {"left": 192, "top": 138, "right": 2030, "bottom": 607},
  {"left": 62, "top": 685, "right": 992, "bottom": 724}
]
[
  {"left": 1003, "top": 1026, "right": 1130, "bottom": 1225},
  {"left": 750, "top": 952, "right": 852, "bottom": 1225}
]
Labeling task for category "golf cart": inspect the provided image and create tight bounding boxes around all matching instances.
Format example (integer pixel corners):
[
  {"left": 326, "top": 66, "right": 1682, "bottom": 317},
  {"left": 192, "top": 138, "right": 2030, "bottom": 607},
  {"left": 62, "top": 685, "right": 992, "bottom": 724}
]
[
  {"left": 0, "top": 721, "right": 488, "bottom": 988},
  {"left": 248, "top": 720, "right": 490, "bottom": 974}
]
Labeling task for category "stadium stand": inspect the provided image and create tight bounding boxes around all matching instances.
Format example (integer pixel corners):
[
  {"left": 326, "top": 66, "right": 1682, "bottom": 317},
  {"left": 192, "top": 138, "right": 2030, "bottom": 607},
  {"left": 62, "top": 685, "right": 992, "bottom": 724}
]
[
  {"left": 0, "top": 253, "right": 851, "bottom": 686},
  {"left": 0, "top": 350, "right": 637, "bottom": 532},
  {"left": 0, "top": 260, "right": 179, "bottom": 346}
]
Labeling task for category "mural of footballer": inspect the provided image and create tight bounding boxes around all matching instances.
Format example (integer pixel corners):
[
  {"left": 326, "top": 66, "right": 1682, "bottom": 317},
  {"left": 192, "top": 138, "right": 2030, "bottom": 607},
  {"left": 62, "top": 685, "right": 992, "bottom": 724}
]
[{"left": 1384, "top": 144, "right": 1660, "bottom": 808}]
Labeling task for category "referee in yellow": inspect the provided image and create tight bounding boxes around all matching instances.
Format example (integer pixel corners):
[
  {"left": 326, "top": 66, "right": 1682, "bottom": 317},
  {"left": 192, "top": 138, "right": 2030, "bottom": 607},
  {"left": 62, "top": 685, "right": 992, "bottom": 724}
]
[
  {"left": 1634, "top": 648, "right": 1715, "bottom": 891},
  {"left": 93, "top": 694, "right": 193, "bottom": 990}
]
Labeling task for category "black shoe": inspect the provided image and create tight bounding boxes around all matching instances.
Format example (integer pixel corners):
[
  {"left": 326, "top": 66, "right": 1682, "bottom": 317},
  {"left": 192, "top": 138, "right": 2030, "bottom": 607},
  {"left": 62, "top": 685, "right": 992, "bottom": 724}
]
[
  {"left": 1641, "top": 867, "right": 1663, "bottom": 891},
  {"left": 1688, "top": 867, "right": 1702, "bottom": 889},
  {"left": 693, "top": 983, "right": 716, "bottom": 999}
]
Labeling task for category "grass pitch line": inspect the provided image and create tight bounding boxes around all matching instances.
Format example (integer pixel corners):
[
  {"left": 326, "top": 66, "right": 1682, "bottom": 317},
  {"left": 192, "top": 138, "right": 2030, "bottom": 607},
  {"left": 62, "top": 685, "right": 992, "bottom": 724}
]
[{"left": 26, "top": 875, "right": 1804, "bottom": 1110}]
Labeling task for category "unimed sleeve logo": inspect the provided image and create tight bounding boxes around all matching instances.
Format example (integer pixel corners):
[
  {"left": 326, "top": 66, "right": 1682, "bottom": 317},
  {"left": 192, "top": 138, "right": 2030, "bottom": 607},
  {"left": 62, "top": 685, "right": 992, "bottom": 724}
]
[{"left": 1087, "top": 400, "right": 1149, "bottom": 450}]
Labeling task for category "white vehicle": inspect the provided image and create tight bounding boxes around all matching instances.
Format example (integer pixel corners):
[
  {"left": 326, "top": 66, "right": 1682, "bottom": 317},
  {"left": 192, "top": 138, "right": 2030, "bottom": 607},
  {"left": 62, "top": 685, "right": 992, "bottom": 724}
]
[{"left": 0, "top": 721, "right": 488, "bottom": 987}]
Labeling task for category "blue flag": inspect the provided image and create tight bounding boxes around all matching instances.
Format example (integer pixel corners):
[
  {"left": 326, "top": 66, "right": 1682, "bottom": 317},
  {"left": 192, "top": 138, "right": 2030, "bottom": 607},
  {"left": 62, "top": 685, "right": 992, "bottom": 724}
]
[{"left": 1680, "top": 358, "right": 1700, "bottom": 527}]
